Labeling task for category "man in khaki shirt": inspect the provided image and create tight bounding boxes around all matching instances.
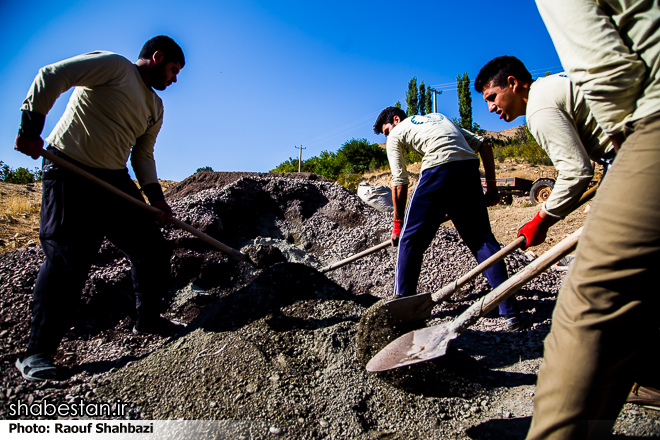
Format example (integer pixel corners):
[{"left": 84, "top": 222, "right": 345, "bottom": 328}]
[
  {"left": 474, "top": 56, "right": 614, "bottom": 250},
  {"left": 527, "top": 1, "right": 660, "bottom": 438},
  {"left": 13, "top": 36, "right": 185, "bottom": 381}
]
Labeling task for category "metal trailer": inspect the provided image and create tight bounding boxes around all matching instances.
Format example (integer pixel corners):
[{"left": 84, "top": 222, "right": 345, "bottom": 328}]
[{"left": 480, "top": 176, "right": 556, "bottom": 205}]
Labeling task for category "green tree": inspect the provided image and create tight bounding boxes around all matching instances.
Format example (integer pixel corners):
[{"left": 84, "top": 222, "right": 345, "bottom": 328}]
[
  {"left": 419, "top": 82, "right": 427, "bottom": 115},
  {"left": 271, "top": 157, "right": 306, "bottom": 173},
  {"left": 544, "top": 71, "right": 552, "bottom": 77},
  {"left": 457, "top": 72, "right": 473, "bottom": 130},
  {"left": 309, "top": 151, "right": 343, "bottom": 180},
  {"left": 196, "top": 166, "right": 214, "bottom": 173},
  {"left": 270, "top": 138, "right": 388, "bottom": 185},
  {"left": 406, "top": 77, "right": 418, "bottom": 116},
  {"left": 394, "top": 101, "right": 402, "bottom": 109},
  {"left": 338, "top": 138, "right": 388, "bottom": 174},
  {"left": 0, "top": 161, "right": 41, "bottom": 184},
  {"left": 425, "top": 87, "right": 434, "bottom": 114},
  {"left": 471, "top": 122, "right": 486, "bottom": 136}
]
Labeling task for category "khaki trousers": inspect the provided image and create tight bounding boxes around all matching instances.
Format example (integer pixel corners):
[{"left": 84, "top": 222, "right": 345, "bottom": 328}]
[{"left": 527, "top": 112, "right": 660, "bottom": 439}]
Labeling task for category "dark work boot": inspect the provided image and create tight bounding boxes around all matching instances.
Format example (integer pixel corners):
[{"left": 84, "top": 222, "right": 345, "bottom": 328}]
[{"left": 134, "top": 292, "right": 184, "bottom": 336}]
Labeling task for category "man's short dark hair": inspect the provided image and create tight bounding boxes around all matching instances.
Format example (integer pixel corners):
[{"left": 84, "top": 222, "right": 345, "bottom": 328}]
[
  {"left": 474, "top": 56, "right": 532, "bottom": 93},
  {"left": 139, "top": 35, "right": 185, "bottom": 68},
  {"left": 373, "top": 107, "right": 408, "bottom": 134}
]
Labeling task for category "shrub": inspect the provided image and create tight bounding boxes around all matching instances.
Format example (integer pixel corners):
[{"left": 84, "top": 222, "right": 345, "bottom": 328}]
[
  {"left": 270, "top": 138, "right": 389, "bottom": 191},
  {"left": 336, "top": 172, "right": 362, "bottom": 194},
  {"left": 0, "top": 161, "right": 41, "bottom": 184},
  {"left": 491, "top": 126, "right": 552, "bottom": 166}
]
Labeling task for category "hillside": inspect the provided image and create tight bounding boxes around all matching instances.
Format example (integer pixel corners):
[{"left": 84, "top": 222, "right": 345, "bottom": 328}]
[{"left": 483, "top": 125, "right": 524, "bottom": 141}]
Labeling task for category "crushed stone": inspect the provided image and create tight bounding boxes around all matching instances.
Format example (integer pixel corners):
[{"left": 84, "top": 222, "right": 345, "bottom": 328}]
[{"left": 1, "top": 173, "right": 657, "bottom": 438}]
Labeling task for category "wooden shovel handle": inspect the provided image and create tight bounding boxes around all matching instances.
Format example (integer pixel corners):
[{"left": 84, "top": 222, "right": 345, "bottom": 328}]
[
  {"left": 432, "top": 183, "right": 598, "bottom": 303},
  {"left": 481, "top": 227, "right": 582, "bottom": 317},
  {"left": 40, "top": 149, "right": 250, "bottom": 263},
  {"left": 451, "top": 227, "right": 582, "bottom": 334},
  {"left": 320, "top": 240, "right": 391, "bottom": 273}
]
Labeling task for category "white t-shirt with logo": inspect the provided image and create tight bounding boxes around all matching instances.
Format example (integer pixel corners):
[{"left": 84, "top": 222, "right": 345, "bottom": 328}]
[{"left": 386, "top": 113, "right": 482, "bottom": 186}]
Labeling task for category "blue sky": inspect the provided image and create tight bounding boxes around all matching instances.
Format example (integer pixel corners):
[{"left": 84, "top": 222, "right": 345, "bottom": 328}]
[{"left": 1, "top": 0, "right": 562, "bottom": 181}]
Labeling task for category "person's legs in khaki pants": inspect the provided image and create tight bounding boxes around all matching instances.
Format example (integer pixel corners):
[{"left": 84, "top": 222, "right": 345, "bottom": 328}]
[{"left": 527, "top": 112, "right": 660, "bottom": 440}]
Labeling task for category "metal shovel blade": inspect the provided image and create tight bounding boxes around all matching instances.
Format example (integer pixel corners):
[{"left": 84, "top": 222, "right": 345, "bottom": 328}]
[
  {"left": 366, "top": 322, "right": 460, "bottom": 372},
  {"left": 366, "top": 227, "right": 583, "bottom": 373},
  {"left": 370, "top": 293, "right": 435, "bottom": 324}
]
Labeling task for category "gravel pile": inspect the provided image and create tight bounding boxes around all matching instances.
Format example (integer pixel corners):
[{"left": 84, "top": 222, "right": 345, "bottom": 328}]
[{"left": 1, "top": 173, "right": 658, "bottom": 438}]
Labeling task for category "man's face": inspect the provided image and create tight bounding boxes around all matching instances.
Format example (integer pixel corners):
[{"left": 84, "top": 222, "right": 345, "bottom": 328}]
[
  {"left": 152, "top": 61, "right": 182, "bottom": 91},
  {"left": 381, "top": 115, "right": 401, "bottom": 137},
  {"left": 481, "top": 79, "right": 525, "bottom": 123}
]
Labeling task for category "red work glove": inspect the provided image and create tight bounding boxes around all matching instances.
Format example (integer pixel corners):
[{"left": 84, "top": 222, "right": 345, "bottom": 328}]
[
  {"left": 14, "top": 134, "right": 43, "bottom": 160},
  {"left": 484, "top": 180, "right": 500, "bottom": 207},
  {"left": 391, "top": 219, "right": 403, "bottom": 246},
  {"left": 152, "top": 200, "right": 173, "bottom": 226},
  {"left": 518, "top": 212, "right": 554, "bottom": 250}
]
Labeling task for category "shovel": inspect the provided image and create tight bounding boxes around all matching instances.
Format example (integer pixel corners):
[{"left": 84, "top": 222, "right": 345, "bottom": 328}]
[
  {"left": 321, "top": 189, "right": 505, "bottom": 274},
  {"left": 321, "top": 213, "right": 452, "bottom": 273},
  {"left": 366, "top": 226, "right": 583, "bottom": 372},
  {"left": 366, "top": 184, "right": 598, "bottom": 326},
  {"left": 320, "top": 240, "right": 392, "bottom": 273},
  {"left": 40, "top": 149, "right": 251, "bottom": 263}
]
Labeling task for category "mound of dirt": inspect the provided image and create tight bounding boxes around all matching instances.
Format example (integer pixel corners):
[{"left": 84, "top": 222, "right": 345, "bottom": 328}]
[
  {"left": 164, "top": 171, "right": 329, "bottom": 200},
  {"left": 1, "top": 175, "right": 657, "bottom": 438}
]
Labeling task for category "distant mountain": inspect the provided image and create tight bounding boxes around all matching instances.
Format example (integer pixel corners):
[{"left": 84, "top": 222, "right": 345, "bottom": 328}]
[{"left": 483, "top": 125, "right": 524, "bottom": 141}]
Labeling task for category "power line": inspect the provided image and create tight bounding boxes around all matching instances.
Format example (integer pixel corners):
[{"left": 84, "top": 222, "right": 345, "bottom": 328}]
[
  {"left": 294, "top": 65, "right": 565, "bottom": 155},
  {"left": 428, "top": 65, "right": 565, "bottom": 91},
  {"left": 299, "top": 109, "right": 381, "bottom": 148}
]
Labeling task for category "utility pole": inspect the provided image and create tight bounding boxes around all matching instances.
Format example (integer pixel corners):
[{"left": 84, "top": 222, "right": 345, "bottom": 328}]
[
  {"left": 295, "top": 145, "right": 306, "bottom": 172},
  {"left": 429, "top": 88, "right": 440, "bottom": 113}
]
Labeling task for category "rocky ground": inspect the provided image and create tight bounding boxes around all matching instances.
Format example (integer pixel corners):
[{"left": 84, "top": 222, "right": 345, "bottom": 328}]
[{"left": 1, "top": 171, "right": 658, "bottom": 439}]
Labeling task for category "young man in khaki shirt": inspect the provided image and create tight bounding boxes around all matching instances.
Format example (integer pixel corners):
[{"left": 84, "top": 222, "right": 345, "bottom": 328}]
[
  {"left": 14, "top": 36, "right": 185, "bottom": 381},
  {"left": 475, "top": 56, "right": 614, "bottom": 250}
]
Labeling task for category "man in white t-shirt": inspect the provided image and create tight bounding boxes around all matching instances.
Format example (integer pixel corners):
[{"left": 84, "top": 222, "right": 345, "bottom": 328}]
[{"left": 374, "top": 107, "right": 531, "bottom": 331}]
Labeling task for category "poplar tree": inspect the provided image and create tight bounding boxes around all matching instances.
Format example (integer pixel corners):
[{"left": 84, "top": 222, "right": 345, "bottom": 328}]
[
  {"left": 406, "top": 77, "right": 418, "bottom": 116},
  {"left": 425, "top": 87, "right": 433, "bottom": 114},
  {"left": 457, "top": 72, "right": 473, "bottom": 130},
  {"left": 419, "top": 82, "right": 427, "bottom": 115}
]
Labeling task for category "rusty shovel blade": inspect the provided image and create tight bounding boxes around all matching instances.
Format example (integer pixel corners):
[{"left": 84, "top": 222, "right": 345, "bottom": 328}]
[{"left": 366, "top": 322, "right": 460, "bottom": 372}]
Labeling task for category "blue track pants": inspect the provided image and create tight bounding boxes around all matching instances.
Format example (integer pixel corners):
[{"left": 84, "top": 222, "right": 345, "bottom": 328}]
[{"left": 394, "top": 159, "right": 519, "bottom": 317}]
